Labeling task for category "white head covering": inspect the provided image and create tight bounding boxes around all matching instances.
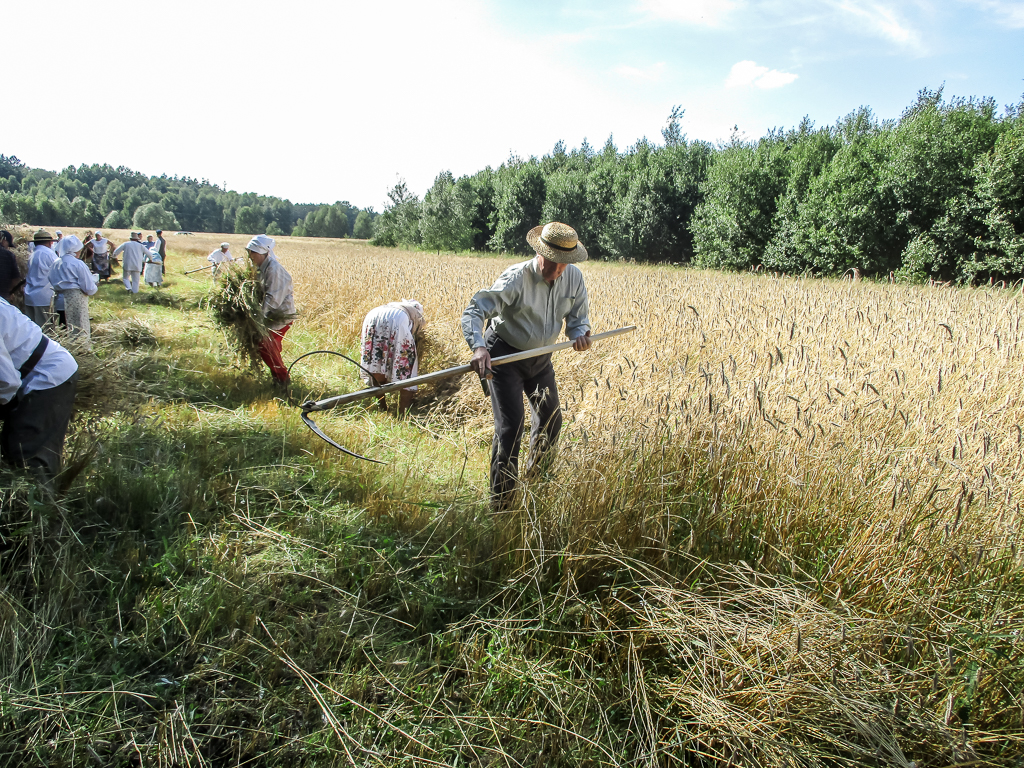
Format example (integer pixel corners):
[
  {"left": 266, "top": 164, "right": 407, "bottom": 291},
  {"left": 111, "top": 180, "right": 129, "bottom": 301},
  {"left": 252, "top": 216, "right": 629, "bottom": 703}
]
[
  {"left": 57, "top": 235, "right": 83, "bottom": 257},
  {"left": 389, "top": 299, "right": 426, "bottom": 335},
  {"left": 94, "top": 230, "right": 102, "bottom": 237},
  {"left": 246, "top": 234, "right": 276, "bottom": 260},
  {"left": 220, "top": 242, "right": 230, "bottom": 249}
]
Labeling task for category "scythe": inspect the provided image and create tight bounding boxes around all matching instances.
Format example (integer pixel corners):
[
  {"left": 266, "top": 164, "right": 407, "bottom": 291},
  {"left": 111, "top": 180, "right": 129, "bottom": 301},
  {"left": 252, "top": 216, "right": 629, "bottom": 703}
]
[{"left": 296, "top": 325, "right": 637, "bottom": 463}]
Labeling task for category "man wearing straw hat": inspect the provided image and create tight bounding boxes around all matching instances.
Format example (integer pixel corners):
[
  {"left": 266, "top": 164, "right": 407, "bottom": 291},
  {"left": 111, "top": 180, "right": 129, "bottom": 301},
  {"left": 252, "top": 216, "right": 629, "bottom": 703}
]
[
  {"left": 23, "top": 230, "right": 60, "bottom": 327},
  {"left": 462, "top": 221, "right": 592, "bottom": 510},
  {"left": 112, "top": 231, "right": 148, "bottom": 294}
]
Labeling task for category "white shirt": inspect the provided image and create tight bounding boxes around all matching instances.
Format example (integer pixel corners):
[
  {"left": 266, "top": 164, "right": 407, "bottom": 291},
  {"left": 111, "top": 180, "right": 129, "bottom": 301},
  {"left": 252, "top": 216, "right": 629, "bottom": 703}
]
[
  {"left": 50, "top": 254, "right": 99, "bottom": 294},
  {"left": 24, "top": 245, "right": 58, "bottom": 307},
  {"left": 91, "top": 238, "right": 109, "bottom": 255},
  {"left": 208, "top": 248, "right": 233, "bottom": 264},
  {"left": 0, "top": 298, "right": 78, "bottom": 403},
  {"left": 112, "top": 240, "right": 148, "bottom": 272}
]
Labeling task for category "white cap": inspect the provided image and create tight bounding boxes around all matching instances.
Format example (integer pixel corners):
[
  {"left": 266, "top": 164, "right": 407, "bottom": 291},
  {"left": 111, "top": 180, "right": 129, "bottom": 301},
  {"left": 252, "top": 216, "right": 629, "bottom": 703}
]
[{"left": 221, "top": 242, "right": 230, "bottom": 248}]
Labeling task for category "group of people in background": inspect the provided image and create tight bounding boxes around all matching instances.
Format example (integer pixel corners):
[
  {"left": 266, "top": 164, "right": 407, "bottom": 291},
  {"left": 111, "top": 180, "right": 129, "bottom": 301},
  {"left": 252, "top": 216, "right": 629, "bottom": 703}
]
[{"left": 2, "top": 220, "right": 593, "bottom": 512}]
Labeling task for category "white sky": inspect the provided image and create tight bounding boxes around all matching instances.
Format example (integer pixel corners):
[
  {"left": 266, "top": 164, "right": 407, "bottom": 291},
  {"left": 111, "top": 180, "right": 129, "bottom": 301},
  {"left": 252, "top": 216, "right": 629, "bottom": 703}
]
[{"left": 6, "top": 0, "right": 1023, "bottom": 210}]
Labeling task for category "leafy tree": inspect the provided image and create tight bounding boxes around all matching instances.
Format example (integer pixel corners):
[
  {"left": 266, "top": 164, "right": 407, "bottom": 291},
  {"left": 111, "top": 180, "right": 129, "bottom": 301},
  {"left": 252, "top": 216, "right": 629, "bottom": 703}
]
[
  {"left": 489, "top": 157, "right": 545, "bottom": 254},
  {"left": 0, "top": 155, "right": 26, "bottom": 183},
  {"left": 103, "top": 209, "right": 129, "bottom": 229},
  {"left": 266, "top": 221, "right": 284, "bottom": 236},
  {"left": 372, "top": 180, "right": 421, "bottom": 247},
  {"left": 133, "top": 202, "right": 179, "bottom": 230},
  {"left": 461, "top": 169, "right": 496, "bottom": 251},
  {"left": 70, "top": 196, "right": 102, "bottom": 227},
  {"left": 196, "top": 193, "right": 223, "bottom": 231},
  {"left": 420, "top": 171, "right": 473, "bottom": 252},
  {"left": 100, "top": 179, "right": 127, "bottom": 216},
  {"left": 352, "top": 210, "right": 373, "bottom": 239},
  {"left": 762, "top": 118, "right": 843, "bottom": 272},
  {"left": 692, "top": 131, "right": 790, "bottom": 270},
  {"left": 234, "top": 205, "right": 266, "bottom": 234}
]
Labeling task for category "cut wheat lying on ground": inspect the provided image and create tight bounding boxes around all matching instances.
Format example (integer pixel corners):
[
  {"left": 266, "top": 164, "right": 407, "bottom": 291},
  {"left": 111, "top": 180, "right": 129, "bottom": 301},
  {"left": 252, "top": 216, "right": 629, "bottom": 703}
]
[{"left": 4, "top": 231, "right": 1024, "bottom": 765}]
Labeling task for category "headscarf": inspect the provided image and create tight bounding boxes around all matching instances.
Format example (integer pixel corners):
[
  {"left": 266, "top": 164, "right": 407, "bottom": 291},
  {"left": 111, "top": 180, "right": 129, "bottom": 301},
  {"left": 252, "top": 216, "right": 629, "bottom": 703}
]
[
  {"left": 57, "top": 235, "right": 84, "bottom": 257},
  {"left": 389, "top": 299, "right": 425, "bottom": 336},
  {"left": 246, "top": 234, "right": 276, "bottom": 260}
]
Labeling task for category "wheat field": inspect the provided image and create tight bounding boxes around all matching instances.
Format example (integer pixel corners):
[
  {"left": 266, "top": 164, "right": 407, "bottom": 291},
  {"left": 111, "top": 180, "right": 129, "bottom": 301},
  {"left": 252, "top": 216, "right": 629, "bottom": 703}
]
[
  {"left": 9, "top": 227, "right": 1024, "bottom": 763},
  {"left": 170, "top": 231, "right": 1024, "bottom": 762}
]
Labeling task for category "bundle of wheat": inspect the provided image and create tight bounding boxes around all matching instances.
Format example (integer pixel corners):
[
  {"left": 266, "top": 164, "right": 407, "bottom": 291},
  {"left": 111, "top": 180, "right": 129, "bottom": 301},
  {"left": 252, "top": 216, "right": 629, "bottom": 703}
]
[{"left": 206, "top": 265, "right": 272, "bottom": 371}]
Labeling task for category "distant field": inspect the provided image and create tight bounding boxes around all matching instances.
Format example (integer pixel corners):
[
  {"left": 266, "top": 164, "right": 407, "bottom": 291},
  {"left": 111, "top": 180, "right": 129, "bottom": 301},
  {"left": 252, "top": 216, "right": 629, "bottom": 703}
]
[{"left": 5, "top": 228, "right": 1023, "bottom": 764}]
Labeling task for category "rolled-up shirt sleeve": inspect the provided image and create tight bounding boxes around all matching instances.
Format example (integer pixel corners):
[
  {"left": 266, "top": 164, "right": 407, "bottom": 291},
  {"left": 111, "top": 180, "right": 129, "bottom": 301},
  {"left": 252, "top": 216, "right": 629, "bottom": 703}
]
[
  {"left": 461, "top": 269, "right": 523, "bottom": 350},
  {"left": 563, "top": 275, "right": 590, "bottom": 341}
]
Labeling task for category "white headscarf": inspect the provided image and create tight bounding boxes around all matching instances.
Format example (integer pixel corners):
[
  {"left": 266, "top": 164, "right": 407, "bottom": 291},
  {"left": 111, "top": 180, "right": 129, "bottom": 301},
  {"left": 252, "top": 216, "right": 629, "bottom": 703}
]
[
  {"left": 246, "top": 234, "right": 276, "bottom": 260},
  {"left": 57, "top": 235, "right": 83, "bottom": 257},
  {"left": 389, "top": 299, "right": 425, "bottom": 336}
]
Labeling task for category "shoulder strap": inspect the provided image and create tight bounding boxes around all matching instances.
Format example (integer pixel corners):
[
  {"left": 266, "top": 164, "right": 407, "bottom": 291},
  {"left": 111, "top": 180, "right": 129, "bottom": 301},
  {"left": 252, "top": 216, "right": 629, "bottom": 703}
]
[{"left": 19, "top": 336, "right": 49, "bottom": 378}]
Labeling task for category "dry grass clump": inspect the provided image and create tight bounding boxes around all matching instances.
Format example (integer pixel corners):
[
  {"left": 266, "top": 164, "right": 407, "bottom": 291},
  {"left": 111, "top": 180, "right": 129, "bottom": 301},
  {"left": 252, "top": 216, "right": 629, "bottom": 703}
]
[
  {"left": 98, "top": 316, "right": 158, "bottom": 347},
  {"left": 45, "top": 328, "right": 150, "bottom": 414}
]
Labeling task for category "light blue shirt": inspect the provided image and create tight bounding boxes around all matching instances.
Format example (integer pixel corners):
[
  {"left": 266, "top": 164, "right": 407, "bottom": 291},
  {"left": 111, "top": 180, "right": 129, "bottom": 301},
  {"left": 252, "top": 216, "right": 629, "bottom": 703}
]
[
  {"left": 461, "top": 258, "right": 590, "bottom": 351},
  {"left": 50, "top": 254, "right": 98, "bottom": 310},
  {"left": 24, "top": 245, "right": 58, "bottom": 307}
]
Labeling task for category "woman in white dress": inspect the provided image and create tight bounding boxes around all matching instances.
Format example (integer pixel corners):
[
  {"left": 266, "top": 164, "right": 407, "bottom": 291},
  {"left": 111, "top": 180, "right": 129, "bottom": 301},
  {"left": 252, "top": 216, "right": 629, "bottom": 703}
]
[
  {"left": 144, "top": 248, "right": 164, "bottom": 287},
  {"left": 360, "top": 300, "right": 425, "bottom": 413},
  {"left": 49, "top": 235, "right": 98, "bottom": 348}
]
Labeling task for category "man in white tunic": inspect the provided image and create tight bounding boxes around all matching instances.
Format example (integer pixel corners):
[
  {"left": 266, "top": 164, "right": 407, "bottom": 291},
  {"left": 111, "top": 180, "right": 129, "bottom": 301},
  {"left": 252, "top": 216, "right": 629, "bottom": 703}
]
[
  {"left": 207, "top": 242, "right": 234, "bottom": 276},
  {"left": 0, "top": 298, "right": 79, "bottom": 480},
  {"left": 112, "top": 231, "right": 148, "bottom": 293},
  {"left": 23, "top": 230, "right": 59, "bottom": 327}
]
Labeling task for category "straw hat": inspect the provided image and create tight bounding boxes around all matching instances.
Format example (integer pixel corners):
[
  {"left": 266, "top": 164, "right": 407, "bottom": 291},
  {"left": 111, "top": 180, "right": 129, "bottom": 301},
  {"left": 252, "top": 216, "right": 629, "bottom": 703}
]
[
  {"left": 33, "top": 229, "right": 55, "bottom": 243},
  {"left": 526, "top": 222, "right": 588, "bottom": 264}
]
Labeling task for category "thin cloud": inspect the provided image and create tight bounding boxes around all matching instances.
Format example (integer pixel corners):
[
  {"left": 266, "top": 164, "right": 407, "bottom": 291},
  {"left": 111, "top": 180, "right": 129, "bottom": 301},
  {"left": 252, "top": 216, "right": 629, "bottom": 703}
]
[
  {"left": 635, "top": 0, "right": 742, "bottom": 27},
  {"left": 959, "top": 0, "right": 1024, "bottom": 27},
  {"left": 613, "top": 62, "right": 668, "bottom": 81},
  {"left": 726, "top": 60, "right": 799, "bottom": 89},
  {"left": 834, "top": 0, "right": 924, "bottom": 50}
]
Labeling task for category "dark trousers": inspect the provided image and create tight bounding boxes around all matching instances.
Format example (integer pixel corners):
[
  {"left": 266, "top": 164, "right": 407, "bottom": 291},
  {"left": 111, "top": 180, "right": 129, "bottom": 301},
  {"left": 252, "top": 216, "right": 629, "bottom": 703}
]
[
  {"left": 0, "top": 373, "right": 78, "bottom": 479},
  {"left": 488, "top": 335, "right": 562, "bottom": 508}
]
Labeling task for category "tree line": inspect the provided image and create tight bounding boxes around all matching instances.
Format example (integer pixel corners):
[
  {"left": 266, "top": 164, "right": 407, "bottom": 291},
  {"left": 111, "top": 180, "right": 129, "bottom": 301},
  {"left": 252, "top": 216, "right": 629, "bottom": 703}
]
[
  {"left": 374, "top": 89, "right": 1024, "bottom": 284},
  {"left": 0, "top": 159, "right": 376, "bottom": 239}
]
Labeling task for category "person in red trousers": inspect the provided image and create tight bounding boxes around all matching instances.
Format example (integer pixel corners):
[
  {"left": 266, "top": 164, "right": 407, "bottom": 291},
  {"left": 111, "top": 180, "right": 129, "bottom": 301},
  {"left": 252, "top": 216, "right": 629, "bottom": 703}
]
[{"left": 245, "top": 235, "right": 295, "bottom": 390}]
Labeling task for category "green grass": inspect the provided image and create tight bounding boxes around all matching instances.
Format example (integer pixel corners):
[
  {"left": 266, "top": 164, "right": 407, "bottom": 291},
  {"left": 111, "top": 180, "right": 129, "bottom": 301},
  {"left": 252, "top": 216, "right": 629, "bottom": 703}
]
[{"left": 1, "top": 267, "right": 1023, "bottom": 766}]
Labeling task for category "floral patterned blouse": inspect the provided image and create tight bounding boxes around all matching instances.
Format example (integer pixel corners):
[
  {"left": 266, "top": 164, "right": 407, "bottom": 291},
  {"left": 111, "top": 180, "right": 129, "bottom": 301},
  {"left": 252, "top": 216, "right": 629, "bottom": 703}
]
[{"left": 360, "top": 303, "right": 419, "bottom": 389}]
